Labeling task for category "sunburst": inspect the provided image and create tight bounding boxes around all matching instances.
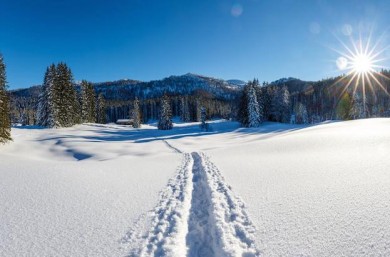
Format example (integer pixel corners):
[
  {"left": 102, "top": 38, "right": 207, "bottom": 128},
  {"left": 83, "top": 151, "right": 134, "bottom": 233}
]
[{"left": 329, "top": 28, "right": 390, "bottom": 116}]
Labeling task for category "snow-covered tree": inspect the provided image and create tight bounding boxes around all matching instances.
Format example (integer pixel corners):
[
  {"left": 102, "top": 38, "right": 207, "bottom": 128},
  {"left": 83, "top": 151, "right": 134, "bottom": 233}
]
[
  {"left": 131, "top": 97, "right": 141, "bottom": 128},
  {"left": 247, "top": 83, "right": 261, "bottom": 127},
  {"left": 81, "top": 80, "right": 96, "bottom": 123},
  {"left": 239, "top": 79, "right": 262, "bottom": 127},
  {"left": 350, "top": 91, "right": 366, "bottom": 119},
  {"left": 96, "top": 93, "right": 106, "bottom": 124},
  {"left": 37, "top": 64, "right": 56, "bottom": 127},
  {"left": 0, "top": 54, "right": 11, "bottom": 143},
  {"left": 158, "top": 94, "right": 173, "bottom": 130}
]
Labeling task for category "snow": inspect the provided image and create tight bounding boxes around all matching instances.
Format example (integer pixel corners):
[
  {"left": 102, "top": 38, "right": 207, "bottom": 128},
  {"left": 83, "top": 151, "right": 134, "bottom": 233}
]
[{"left": 1, "top": 118, "right": 390, "bottom": 256}]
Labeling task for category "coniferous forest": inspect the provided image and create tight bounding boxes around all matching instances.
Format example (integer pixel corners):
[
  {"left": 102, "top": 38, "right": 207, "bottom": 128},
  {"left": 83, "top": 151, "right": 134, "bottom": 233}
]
[{"left": 3, "top": 58, "right": 390, "bottom": 134}]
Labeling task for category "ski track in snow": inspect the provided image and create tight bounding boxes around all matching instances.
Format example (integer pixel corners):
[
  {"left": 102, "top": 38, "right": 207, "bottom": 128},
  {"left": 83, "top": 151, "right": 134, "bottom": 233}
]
[
  {"left": 125, "top": 153, "right": 193, "bottom": 257},
  {"left": 162, "top": 140, "right": 183, "bottom": 154},
  {"left": 125, "top": 150, "right": 260, "bottom": 257}
]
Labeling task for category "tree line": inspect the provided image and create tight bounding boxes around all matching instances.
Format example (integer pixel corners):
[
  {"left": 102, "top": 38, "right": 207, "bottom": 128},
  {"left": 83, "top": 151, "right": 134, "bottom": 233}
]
[{"left": 3, "top": 58, "right": 390, "bottom": 141}]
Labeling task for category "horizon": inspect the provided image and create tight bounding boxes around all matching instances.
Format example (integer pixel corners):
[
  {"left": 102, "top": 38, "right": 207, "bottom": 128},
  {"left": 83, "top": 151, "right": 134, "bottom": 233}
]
[{"left": 1, "top": 0, "right": 390, "bottom": 89}]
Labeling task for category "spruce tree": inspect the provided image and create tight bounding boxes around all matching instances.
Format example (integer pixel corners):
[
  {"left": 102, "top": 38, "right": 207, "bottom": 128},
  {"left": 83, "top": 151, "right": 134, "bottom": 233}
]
[
  {"left": 52, "top": 63, "right": 79, "bottom": 127},
  {"left": 247, "top": 81, "right": 261, "bottom": 127},
  {"left": 81, "top": 80, "right": 96, "bottom": 123},
  {"left": 199, "top": 106, "right": 209, "bottom": 131},
  {"left": 97, "top": 93, "right": 106, "bottom": 124},
  {"left": 37, "top": 64, "right": 56, "bottom": 127},
  {"left": 0, "top": 54, "right": 11, "bottom": 143},
  {"left": 132, "top": 97, "right": 141, "bottom": 128},
  {"left": 239, "top": 79, "right": 262, "bottom": 127},
  {"left": 81, "top": 80, "right": 89, "bottom": 122},
  {"left": 158, "top": 94, "right": 173, "bottom": 130}
]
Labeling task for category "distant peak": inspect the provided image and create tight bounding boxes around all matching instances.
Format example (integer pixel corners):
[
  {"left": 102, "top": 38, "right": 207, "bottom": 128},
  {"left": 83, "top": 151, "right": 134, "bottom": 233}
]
[{"left": 271, "top": 77, "right": 299, "bottom": 85}]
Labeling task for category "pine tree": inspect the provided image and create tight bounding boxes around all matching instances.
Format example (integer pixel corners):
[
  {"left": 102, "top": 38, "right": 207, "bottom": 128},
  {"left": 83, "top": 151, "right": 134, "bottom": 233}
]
[
  {"left": 239, "top": 79, "right": 262, "bottom": 127},
  {"left": 0, "top": 54, "right": 11, "bottom": 143},
  {"left": 81, "top": 80, "right": 89, "bottom": 122},
  {"left": 247, "top": 80, "right": 261, "bottom": 127},
  {"left": 81, "top": 80, "right": 96, "bottom": 123},
  {"left": 96, "top": 93, "right": 106, "bottom": 124},
  {"left": 132, "top": 97, "right": 141, "bottom": 128},
  {"left": 199, "top": 106, "right": 209, "bottom": 131},
  {"left": 37, "top": 64, "right": 56, "bottom": 127},
  {"left": 51, "top": 63, "right": 78, "bottom": 127},
  {"left": 158, "top": 94, "right": 173, "bottom": 130}
]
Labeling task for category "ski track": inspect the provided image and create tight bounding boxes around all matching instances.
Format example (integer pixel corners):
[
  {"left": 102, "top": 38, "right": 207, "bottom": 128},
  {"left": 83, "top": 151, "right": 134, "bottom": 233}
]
[
  {"left": 162, "top": 140, "right": 183, "bottom": 154},
  {"left": 125, "top": 151, "right": 259, "bottom": 257}
]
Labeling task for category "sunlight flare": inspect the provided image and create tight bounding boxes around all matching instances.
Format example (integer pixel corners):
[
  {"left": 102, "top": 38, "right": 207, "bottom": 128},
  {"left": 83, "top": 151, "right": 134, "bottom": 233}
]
[{"left": 330, "top": 28, "right": 390, "bottom": 115}]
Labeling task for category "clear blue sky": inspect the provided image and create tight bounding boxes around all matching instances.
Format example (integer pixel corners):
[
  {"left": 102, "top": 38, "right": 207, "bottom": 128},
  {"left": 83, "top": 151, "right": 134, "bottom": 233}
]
[{"left": 1, "top": 0, "right": 390, "bottom": 89}]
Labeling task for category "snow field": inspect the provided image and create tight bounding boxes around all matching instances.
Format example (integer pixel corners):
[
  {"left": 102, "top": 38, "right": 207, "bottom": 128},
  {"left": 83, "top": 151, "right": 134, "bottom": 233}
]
[{"left": 2, "top": 119, "right": 390, "bottom": 256}]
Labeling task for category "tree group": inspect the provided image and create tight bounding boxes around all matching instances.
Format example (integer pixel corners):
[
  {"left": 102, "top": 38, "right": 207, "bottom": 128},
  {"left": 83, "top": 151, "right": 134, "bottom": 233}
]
[{"left": 37, "top": 63, "right": 105, "bottom": 128}]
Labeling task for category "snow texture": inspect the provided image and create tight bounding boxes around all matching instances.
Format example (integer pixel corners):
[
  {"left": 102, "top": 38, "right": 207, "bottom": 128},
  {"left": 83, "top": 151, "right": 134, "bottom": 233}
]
[{"left": 2, "top": 118, "right": 390, "bottom": 256}]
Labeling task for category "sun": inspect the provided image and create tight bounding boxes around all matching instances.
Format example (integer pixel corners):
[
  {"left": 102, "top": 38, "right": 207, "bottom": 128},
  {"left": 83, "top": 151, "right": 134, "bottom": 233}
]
[
  {"left": 329, "top": 27, "right": 390, "bottom": 116},
  {"left": 331, "top": 28, "right": 390, "bottom": 92},
  {"left": 352, "top": 53, "right": 374, "bottom": 74}
]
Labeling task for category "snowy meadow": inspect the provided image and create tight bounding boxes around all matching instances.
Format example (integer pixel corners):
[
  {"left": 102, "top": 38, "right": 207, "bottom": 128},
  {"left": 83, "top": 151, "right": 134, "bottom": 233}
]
[{"left": 1, "top": 118, "right": 390, "bottom": 256}]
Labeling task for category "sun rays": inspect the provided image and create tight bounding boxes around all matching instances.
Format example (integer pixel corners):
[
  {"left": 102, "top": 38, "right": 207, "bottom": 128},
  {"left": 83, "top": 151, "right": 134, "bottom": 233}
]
[{"left": 328, "top": 26, "right": 390, "bottom": 115}]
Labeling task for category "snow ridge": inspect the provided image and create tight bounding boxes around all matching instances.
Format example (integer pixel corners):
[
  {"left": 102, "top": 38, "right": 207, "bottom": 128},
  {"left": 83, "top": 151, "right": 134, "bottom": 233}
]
[{"left": 126, "top": 151, "right": 259, "bottom": 256}]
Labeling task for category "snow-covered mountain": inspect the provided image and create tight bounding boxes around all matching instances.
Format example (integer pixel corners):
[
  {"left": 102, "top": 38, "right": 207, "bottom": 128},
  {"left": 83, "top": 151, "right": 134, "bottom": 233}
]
[{"left": 76, "top": 73, "right": 243, "bottom": 101}]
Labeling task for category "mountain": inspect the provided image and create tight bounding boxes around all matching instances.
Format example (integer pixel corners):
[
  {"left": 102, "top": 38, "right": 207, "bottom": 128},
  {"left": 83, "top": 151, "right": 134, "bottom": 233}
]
[
  {"left": 89, "top": 73, "right": 241, "bottom": 101},
  {"left": 269, "top": 77, "right": 315, "bottom": 95}
]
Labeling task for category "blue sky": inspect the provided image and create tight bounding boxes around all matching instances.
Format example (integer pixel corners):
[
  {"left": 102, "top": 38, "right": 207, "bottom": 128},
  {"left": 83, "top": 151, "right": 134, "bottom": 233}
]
[{"left": 1, "top": 0, "right": 390, "bottom": 89}]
